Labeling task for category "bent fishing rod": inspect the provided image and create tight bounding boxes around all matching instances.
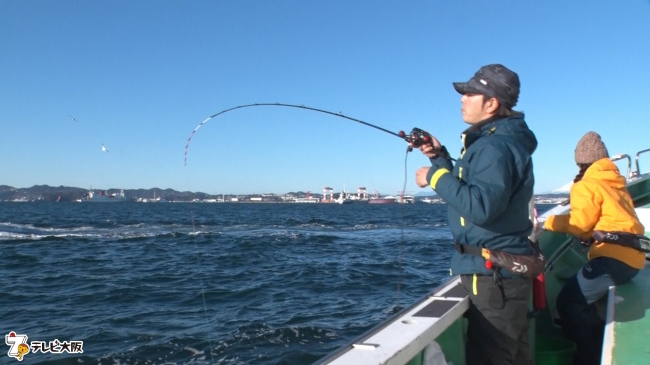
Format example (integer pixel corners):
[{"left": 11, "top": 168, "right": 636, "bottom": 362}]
[
  {"left": 184, "top": 102, "right": 444, "bottom": 340},
  {"left": 184, "top": 102, "right": 442, "bottom": 166}
]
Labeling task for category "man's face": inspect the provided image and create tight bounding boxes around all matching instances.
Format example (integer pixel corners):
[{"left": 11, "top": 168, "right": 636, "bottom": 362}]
[{"left": 460, "top": 93, "right": 496, "bottom": 125}]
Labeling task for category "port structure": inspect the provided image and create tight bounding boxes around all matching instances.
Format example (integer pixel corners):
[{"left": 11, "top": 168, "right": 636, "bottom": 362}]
[{"left": 323, "top": 187, "right": 334, "bottom": 203}]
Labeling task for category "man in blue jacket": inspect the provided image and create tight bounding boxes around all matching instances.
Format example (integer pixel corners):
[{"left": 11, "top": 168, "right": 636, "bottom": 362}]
[{"left": 413, "top": 64, "right": 538, "bottom": 365}]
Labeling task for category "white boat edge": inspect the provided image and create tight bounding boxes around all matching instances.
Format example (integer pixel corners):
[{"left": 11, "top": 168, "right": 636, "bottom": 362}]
[{"left": 313, "top": 277, "right": 469, "bottom": 365}]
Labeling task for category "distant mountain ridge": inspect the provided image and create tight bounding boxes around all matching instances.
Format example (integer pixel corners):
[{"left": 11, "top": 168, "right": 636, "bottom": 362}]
[
  {"left": 0, "top": 185, "right": 225, "bottom": 202},
  {"left": 0, "top": 185, "right": 330, "bottom": 202},
  {"left": 1, "top": 184, "right": 569, "bottom": 203}
]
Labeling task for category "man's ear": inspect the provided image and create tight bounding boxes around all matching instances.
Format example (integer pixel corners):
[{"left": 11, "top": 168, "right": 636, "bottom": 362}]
[{"left": 485, "top": 97, "right": 500, "bottom": 114}]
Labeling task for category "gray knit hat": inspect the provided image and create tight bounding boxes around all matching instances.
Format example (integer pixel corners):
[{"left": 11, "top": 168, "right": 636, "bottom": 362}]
[{"left": 575, "top": 131, "right": 609, "bottom": 164}]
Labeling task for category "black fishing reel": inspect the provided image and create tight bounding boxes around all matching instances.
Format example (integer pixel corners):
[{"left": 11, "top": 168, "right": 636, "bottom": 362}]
[{"left": 399, "top": 127, "right": 432, "bottom": 151}]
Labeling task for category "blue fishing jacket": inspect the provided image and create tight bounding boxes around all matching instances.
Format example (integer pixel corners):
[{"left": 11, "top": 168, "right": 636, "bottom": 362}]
[{"left": 425, "top": 115, "right": 538, "bottom": 278}]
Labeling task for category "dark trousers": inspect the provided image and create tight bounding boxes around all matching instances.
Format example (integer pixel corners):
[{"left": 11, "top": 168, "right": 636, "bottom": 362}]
[
  {"left": 556, "top": 257, "right": 639, "bottom": 365},
  {"left": 461, "top": 274, "right": 533, "bottom": 365}
]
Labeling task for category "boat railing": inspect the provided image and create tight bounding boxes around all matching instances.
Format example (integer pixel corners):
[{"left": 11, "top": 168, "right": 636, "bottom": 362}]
[
  {"left": 610, "top": 148, "right": 650, "bottom": 180},
  {"left": 612, "top": 148, "right": 650, "bottom": 180},
  {"left": 611, "top": 153, "right": 633, "bottom": 179},
  {"left": 635, "top": 148, "right": 650, "bottom": 177}
]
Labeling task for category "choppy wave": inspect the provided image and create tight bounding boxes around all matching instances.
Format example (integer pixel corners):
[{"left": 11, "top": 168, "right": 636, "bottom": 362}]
[{"left": 1, "top": 202, "right": 550, "bottom": 365}]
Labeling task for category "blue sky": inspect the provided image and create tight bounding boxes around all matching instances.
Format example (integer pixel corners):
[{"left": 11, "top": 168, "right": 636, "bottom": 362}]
[{"left": 2, "top": 1, "right": 649, "bottom": 196}]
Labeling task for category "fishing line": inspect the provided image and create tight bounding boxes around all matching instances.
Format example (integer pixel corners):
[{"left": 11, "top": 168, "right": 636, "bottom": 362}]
[
  {"left": 396, "top": 146, "right": 411, "bottom": 311},
  {"left": 188, "top": 208, "right": 217, "bottom": 364},
  {"left": 182, "top": 167, "right": 217, "bottom": 362}
]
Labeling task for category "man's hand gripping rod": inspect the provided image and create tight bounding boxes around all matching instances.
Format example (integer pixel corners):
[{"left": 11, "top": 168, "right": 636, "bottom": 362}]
[
  {"left": 399, "top": 128, "right": 431, "bottom": 152},
  {"left": 399, "top": 127, "right": 452, "bottom": 160}
]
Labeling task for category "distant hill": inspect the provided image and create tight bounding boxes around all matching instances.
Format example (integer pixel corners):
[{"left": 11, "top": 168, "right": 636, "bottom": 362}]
[
  {"left": 0, "top": 185, "right": 329, "bottom": 202},
  {"left": 0, "top": 185, "right": 570, "bottom": 203},
  {"left": 0, "top": 185, "right": 88, "bottom": 202},
  {"left": 0, "top": 185, "right": 216, "bottom": 202}
]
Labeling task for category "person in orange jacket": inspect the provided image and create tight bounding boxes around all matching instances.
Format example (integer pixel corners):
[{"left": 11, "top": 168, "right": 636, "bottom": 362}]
[{"left": 543, "top": 131, "right": 645, "bottom": 365}]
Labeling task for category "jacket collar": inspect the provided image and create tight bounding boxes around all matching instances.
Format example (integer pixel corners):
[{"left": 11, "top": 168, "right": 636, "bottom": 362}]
[{"left": 461, "top": 116, "right": 502, "bottom": 150}]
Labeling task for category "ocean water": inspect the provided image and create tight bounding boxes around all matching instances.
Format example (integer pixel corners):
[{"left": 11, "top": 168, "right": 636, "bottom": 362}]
[{"left": 1, "top": 202, "right": 553, "bottom": 365}]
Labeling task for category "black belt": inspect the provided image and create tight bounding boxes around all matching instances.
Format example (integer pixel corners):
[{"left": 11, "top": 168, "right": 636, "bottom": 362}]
[{"left": 454, "top": 241, "right": 484, "bottom": 257}]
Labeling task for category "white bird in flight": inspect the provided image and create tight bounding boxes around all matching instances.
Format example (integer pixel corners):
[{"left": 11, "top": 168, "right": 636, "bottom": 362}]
[
  {"left": 69, "top": 115, "right": 79, "bottom": 122},
  {"left": 101, "top": 143, "right": 110, "bottom": 153}
]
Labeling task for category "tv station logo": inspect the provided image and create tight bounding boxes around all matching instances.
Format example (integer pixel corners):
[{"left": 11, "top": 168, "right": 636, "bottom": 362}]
[{"left": 5, "top": 331, "right": 83, "bottom": 362}]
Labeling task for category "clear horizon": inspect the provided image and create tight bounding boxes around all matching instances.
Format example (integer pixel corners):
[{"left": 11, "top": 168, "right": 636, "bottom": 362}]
[{"left": 4, "top": 183, "right": 570, "bottom": 198}]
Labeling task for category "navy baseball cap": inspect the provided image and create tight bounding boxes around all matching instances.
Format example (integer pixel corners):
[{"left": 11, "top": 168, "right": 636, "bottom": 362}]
[{"left": 453, "top": 64, "right": 520, "bottom": 108}]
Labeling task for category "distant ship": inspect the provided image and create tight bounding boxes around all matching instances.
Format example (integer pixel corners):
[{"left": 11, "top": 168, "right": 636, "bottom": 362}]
[
  {"left": 397, "top": 195, "right": 415, "bottom": 204},
  {"left": 336, "top": 190, "right": 369, "bottom": 204},
  {"left": 292, "top": 197, "right": 320, "bottom": 203},
  {"left": 79, "top": 189, "right": 127, "bottom": 202},
  {"left": 290, "top": 190, "right": 320, "bottom": 203},
  {"left": 136, "top": 191, "right": 167, "bottom": 203},
  {"left": 368, "top": 194, "right": 397, "bottom": 204}
]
